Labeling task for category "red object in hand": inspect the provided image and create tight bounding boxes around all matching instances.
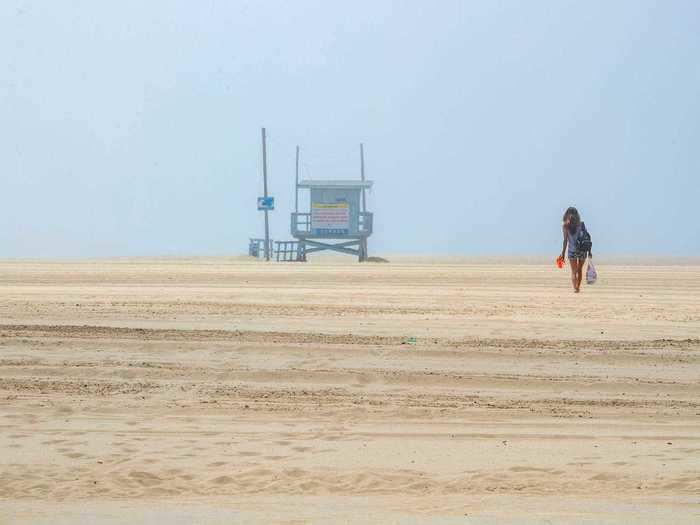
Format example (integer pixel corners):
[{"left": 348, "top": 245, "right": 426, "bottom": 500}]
[{"left": 556, "top": 256, "right": 565, "bottom": 268}]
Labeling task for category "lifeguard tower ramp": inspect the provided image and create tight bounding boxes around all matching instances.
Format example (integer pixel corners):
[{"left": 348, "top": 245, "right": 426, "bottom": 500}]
[{"left": 291, "top": 179, "right": 373, "bottom": 261}]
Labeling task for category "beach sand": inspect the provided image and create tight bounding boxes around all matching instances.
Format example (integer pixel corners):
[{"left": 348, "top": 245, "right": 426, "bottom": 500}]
[{"left": 0, "top": 257, "right": 698, "bottom": 523}]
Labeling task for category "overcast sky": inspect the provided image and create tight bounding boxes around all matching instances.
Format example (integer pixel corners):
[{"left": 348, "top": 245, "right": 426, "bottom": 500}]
[{"left": 1, "top": 1, "right": 699, "bottom": 257}]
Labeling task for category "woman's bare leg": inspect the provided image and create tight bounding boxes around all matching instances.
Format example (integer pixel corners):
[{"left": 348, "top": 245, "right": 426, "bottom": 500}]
[
  {"left": 576, "top": 259, "right": 584, "bottom": 291},
  {"left": 569, "top": 258, "right": 578, "bottom": 291}
]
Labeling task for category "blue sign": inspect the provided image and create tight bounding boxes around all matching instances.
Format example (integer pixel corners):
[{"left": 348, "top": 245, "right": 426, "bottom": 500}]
[{"left": 257, "top": 196, "right": 274, "bottom": 210}]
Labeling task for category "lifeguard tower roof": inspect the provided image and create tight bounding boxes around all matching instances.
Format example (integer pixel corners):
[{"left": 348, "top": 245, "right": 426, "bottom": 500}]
[{"left": 298, "top": 180, "right": 373, "bottom": 189}]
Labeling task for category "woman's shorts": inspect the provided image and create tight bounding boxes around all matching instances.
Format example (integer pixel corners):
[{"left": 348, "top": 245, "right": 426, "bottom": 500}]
[{"left": 568, "top": 251, "right": 587, "bottom": 261}]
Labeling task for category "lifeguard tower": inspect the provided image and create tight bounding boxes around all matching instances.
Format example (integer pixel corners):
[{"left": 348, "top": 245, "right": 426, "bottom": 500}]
[{"left": 291, "top": 146, "right": 373, "bottom": 261}]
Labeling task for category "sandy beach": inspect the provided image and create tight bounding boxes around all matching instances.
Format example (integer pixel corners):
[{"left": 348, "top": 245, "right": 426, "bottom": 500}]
[{"left": 0, "top": 257, "right": 698, "bottom": 524}]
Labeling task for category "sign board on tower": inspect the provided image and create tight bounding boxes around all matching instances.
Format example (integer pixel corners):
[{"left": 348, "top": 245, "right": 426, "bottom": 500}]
[{"left": 311, "top": 201, "right": 349, "bottom": 235}]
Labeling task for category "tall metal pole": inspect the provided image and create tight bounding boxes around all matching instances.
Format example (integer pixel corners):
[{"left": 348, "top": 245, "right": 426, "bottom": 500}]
[
  {"left": 295, "top": 145, "right": 299, "bottom": 213},
  {"left": 360, "top": 143, "right": 366, "bottom": 213},
  {"left": 262, "top": 127, "right": 270, "bottom": 261}
]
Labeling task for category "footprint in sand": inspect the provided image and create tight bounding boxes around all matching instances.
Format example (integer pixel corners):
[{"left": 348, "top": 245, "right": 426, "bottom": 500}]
[
  {"left": 284, "top": 468, "right": 306, "bottom": 478},
  {"left": 211, "top": 475, "right": 235, "bottom": 485},
  {"left": 128, "top": 471, "right": 161, "bottom": 487},
  {"left": 589, "top": 473, "right": 623, "bottom": 481},
  {"left": 662, "top": 481, "right": 689, "bottom": 489},
  {"left": 41, "top": 439, "right": 67, "bottom": 445},
  {"left": 508, "top": 466, "right": 551, "bottom": 473}
]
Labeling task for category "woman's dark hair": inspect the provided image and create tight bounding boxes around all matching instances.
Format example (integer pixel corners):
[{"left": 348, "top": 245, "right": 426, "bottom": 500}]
[{"left": 563, "top": 207, "right": 581, "bottom": 234}]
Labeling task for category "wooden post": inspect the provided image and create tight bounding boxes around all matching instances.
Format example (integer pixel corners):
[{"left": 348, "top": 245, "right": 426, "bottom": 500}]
[
  {"left": 360, "top": 143, "right": 366, "bottom": 213},
  {"left": 360, "top": 144, "right": 367, "bottom": 262},
  {"left": 295, "top": 146, "right": 300, "bottom": 214},
  {"left": 262, "top": 127, "right": 270, "bottom": 261}
]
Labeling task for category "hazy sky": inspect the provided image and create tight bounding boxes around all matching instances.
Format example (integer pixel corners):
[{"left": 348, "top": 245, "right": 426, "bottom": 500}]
[{"left": 2, "top": 1, "right": 699, "bottom": 257}]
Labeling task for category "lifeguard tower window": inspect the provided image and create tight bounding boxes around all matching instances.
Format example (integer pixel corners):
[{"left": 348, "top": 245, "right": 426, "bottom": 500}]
[{"left": 292, "top": 180, "right": 373, "bottom": 261}]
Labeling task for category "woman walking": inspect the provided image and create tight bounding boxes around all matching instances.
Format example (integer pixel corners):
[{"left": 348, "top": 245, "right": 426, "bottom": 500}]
[{"left": 560, "top": 207, "right": 592, "bottom": 293}]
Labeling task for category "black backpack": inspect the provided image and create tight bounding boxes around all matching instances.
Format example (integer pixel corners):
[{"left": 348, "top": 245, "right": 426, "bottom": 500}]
[{"left": 576, "top": 222, "right": 592, "bottom": 254}]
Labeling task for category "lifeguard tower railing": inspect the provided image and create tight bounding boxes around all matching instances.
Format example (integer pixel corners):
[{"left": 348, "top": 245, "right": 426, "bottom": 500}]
[
  {"left": 248, "top": 238, "right": 274, "bottom": 258},
  {"left": 274, "top": 240, "right": 303, "bottom": 262}
]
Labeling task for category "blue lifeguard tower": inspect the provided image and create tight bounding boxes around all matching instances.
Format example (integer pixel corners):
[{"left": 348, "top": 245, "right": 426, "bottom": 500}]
[{"left": 291, "top": 145, "right": 373, "bottom": 261}]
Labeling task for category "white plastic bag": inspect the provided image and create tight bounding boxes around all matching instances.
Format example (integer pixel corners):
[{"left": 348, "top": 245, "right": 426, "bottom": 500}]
[{"left": 586, "top": 258, "right": 597, "bottom": 284}]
